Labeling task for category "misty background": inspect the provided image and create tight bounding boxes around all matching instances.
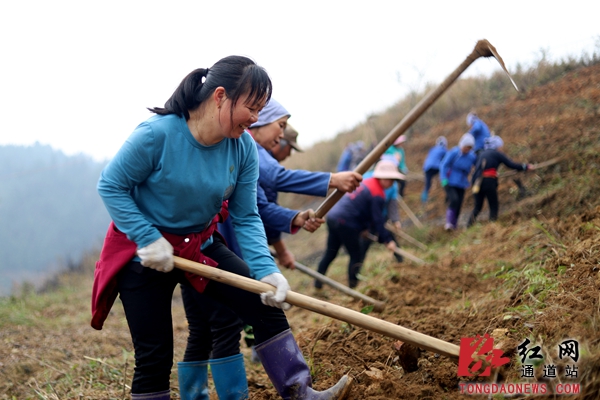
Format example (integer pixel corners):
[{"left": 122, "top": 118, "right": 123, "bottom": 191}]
[{"left": 0, "top": 144, "right": 110, "bottom": 295}]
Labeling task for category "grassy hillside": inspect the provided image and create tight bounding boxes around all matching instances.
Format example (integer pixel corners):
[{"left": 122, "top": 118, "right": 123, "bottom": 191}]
[{"left": 1, "top": 57, "right": 599, "bottom": 399}]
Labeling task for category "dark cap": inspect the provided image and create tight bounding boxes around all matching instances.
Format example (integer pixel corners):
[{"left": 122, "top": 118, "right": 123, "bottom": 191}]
[{"left": 283, "top": 125, "right": 303, "bottom": 152}]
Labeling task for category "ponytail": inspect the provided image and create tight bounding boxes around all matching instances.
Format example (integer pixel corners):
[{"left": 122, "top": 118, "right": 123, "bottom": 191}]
[{"left": 148, "top": 56, "right": 272, "bottom": 121}]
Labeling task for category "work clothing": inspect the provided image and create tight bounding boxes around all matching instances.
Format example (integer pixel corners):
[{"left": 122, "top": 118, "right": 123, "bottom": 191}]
[
  {"left": 255, "top": 329, "right": 353, "bottom": 400},
  {"left": 97, "top": 114, "right": 277, "bottom": 280},
  {"left": 177, "top": 361, "right": 210, "bottom": 400},
  {"left": 468, "top": 148, "right": 528, "bottom": 226},
  {"left": 358, "top": 170, "right": 402, "bottom": 263},
  {"left": 95, "top": 114, "right": 288, "bottom": 395},
  {"left": 440, "top": 146, "right": 476, "bottom": 230},
  {"left": 439, "top": 147, "right": 477, "bottom": 190},
  {"left": 118, "top": 236, "right": 289, "bottom": 394},
  {"left": 317, "top": 178, "right": 393, "bottom": 288},
  {"left": 468, "top": 117, "right": 491, "bottom": 152},
  {"left": 384, "top": 145, "right": 408, "bottom": 196},
  {"left": 421, "top": 143, "right": 447, "bottom": 202},
  {"left": 337, "top": 141, "right": 367, "bottom": 172},
  {"left": 210, "top": 354, "right": 249, "bottom": 400},
  {"left": 256, "top": 142, "right": 330, "bottom": 243}
]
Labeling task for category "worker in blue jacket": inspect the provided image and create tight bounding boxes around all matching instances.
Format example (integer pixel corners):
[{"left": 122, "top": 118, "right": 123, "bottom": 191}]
[
  {"left": 440, "top": 133, "right": 477, "bottom": 230},
  {"left": 315, "top": 159, "right": 404, "bottom": 289},
  {"left": 219, "top": 100, "right": 361, "bottom": 270},
  {"left": 466, "top": 111, "right": 491, "bottom": 154},
  {"left": 421, "top": 136, "right": 447, "bottom": 203}
]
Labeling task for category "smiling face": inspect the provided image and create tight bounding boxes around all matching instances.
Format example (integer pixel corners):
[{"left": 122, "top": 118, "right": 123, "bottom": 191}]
[
  {"left": 251, "top": 116, "right": 289, "bottom": 149},
  {"left": 218, "top": 91, "right": 267, "bottom": 140}
]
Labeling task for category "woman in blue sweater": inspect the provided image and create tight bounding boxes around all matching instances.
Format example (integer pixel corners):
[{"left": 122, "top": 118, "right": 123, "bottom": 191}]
[
  {"left": 95, "top": 56, "right": 351, "bottom": 400},
  {"left": 440, "top": 133, "right": 477, "bottom": 230}
]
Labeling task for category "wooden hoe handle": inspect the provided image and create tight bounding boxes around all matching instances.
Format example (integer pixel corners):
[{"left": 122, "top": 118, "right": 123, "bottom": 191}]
[
  {"left": 315, "top": 39, "right": 517, "bottom": 219},
  {"left": 174, "top": 255, "right": 460, "bottom": 359}
]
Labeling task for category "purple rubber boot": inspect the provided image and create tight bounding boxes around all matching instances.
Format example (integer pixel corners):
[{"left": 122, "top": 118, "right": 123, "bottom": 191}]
[{"left": 255, "top": 329, "right": 352, "bottom": 400}]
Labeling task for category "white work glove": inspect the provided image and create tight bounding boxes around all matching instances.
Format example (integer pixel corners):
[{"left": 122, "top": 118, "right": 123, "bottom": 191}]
[
  {"left": 136, "top": 237, "right": 174, "bottom": 272},
  {"left": 259, "top": 272, "right": 292, "bottom": 310}
]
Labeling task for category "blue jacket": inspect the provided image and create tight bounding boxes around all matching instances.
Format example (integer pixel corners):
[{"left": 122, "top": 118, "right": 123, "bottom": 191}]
[
  {"left": 469, "top": 118, "right": 491, "bottom": 152},
  {"left": 327, "top": 178, "right": 393, "bottom": 244},
  {"left": 423, "top": 144, "right": 447, "bottom": 172},
  {"left": 219, "top": 142, "right": 331, "bottom": 259},
  {"left": 440, "top": 147, "right": 477, "bottom": 189}
]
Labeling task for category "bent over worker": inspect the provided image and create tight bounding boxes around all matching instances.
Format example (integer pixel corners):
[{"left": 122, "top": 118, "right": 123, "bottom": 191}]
[{"left": 315, "top": 159, "right": 404, "bottom": 289}]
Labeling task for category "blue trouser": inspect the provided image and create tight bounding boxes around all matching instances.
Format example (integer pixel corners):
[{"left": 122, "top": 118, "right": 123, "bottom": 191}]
[{"left": 423, "top": 168, "right": 439, "bottom": 194}]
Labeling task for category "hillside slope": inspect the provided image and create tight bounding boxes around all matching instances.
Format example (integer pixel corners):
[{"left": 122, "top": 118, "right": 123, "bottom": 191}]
[{"left": 0, "top": 63, "right": 599, "bottom": 399}]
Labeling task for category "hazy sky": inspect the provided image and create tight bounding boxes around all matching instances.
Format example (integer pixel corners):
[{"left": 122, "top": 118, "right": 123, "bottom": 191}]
[{"left": 1, "top": 1, "right": 598, "bottom": 161}]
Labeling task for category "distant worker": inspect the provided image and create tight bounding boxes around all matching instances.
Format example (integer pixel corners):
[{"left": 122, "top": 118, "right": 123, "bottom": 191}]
[
  {"left": 384, "top": 135, "right": 409, "bottom": 196},
  {"left": 420, "top": 136, "right": 448, "bottom": 203},
  {"left": 440, "top": 133, "right": 477, "bottom": 230},
  {"left": 358, "top": 155, "right": 404, "bottom": 263},
  {"left": 271, "top": 124, "right": 303, "bottom": 162},
  {"left": 337, "top": 140, "right": 367, "bottom": 172},
  {"left": 467, "top": 135, "right": 534, "bottom": 227},
  {"left": 466, "top": 111, "right": 491, "bottom": 154},
  {"left": 315, "top": 159, "right": 404, "bottom": 289}
]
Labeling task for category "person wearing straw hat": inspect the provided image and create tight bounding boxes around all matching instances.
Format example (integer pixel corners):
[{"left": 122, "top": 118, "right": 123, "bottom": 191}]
[
  {"left": 315, "top": 158, "right": 405, "bottom": 289},
  {"left": 358, "top": 155, "right": 404, "bottom": 264},
  {"left": 384, "top": 134, "right": 409, "bottom": 196}
]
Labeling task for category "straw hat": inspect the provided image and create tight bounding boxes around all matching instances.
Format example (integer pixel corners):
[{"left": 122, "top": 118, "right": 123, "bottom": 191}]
[{"left": 372, "top": 160, "right": 406, "bottom": 180}]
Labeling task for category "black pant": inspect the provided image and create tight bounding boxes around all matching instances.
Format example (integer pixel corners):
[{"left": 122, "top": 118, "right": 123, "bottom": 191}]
[
  {"left": 444, "top": 186, "right": 466, "bottom": 216},
  {"left": 316, "top": 219, "right": 364, "bottom": 288},
  {"left": 397, "top": 179, "right": 407, "bottom": 197},
  {"left": 468, "top": 178, "right": 499, "bottom": 226},
  {"left": 117, "top": 235, "right": 289, "bottom": 394},
  {"left": 423, "top": 169, "right": 439, "bottom": 194}
]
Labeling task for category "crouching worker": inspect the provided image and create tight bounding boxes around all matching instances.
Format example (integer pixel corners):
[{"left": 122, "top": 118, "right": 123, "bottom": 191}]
[
  {"left": 92, "top": 56, "right": 352, "bottom": 400},
  {"left": 315, "top": 158, "right": 404, "bottom": 289}
]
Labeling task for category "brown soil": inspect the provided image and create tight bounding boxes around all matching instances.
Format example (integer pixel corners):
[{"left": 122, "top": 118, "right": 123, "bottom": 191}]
[{"left": 1, "top": 63, "right": 599, "bottom": 399}]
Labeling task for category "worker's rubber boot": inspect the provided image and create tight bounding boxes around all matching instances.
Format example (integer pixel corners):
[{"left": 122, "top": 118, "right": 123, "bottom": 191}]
[
  {"left": 255, "top": 329, "right": 353, "bottom": 400},
  {"left": 131, "top": 389, "right": 171, "bottom": 400},
  {"left": 177, "top": 361, "right": 209, "bottom": 400},
  {"left": 445, "top": 208, "right": 457, "bottom": 230},
  {"left": 210, "top": 354, "right": 249, "bottom": 400},
  {"left": 421, "top": 190, "right": 428, "bottom": 203}
]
